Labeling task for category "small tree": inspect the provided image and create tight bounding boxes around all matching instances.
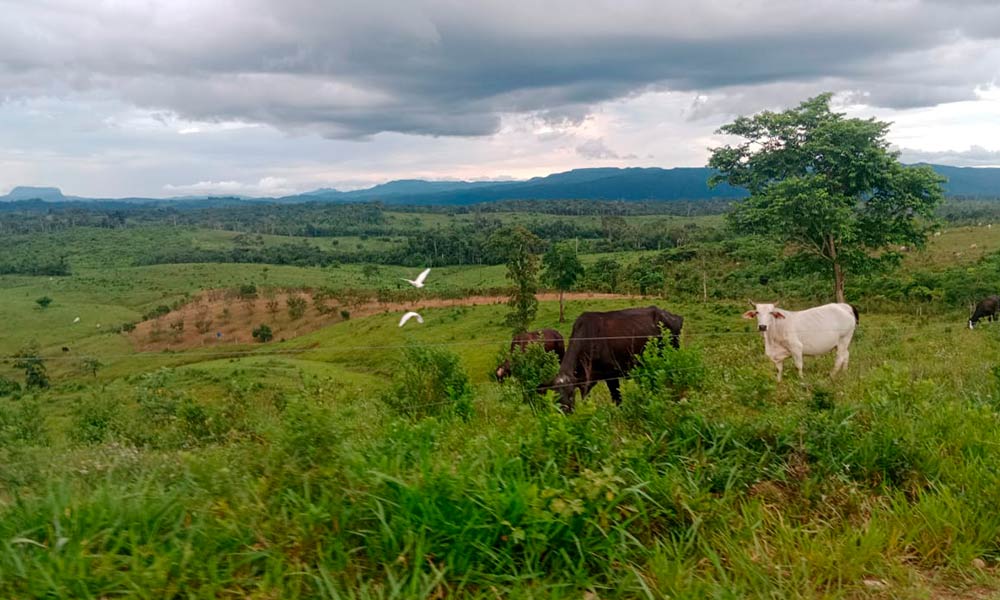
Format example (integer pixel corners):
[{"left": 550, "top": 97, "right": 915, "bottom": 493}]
[
  {"left": 709, "top": 93, "right": 945, "bottom": 303},
  {"left": 630, "top": 257, "right": 665, "bottom": 296},
  {"left": 252, "top": 324, "right": 274, "bottom": 343},
  {"left": 587, "top": 257, "right": 622, "bottom": 293},
  {"left": 265, "top": 297, "right": 280, "bottom": 317},
  {"left": 362, "top": 264, "right": 381, "bottom": 283},
  {"left": 488, "top": 226, "right": 544, "bottom": 333},
  {"left": 12, "top": 344, "right": 49, "bottom": 389},
  {"left": 35, "top": 296, "right": 53, "bottom": 309},
  {"left": 542, "top": 241, "right": 584, "bottom": 322},
  {"left": 194, "top": 308, "right": 214, "bottom": 334},
  {"left": 80, "top": 356, "right": 103, "bottom": 378},
  {"left": 287, "top": 296, "right": 307, "bottom": 320}
]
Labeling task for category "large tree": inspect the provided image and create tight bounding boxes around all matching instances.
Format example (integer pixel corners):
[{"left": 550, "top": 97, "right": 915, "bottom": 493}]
[
  {"left": 709, "top": 93, "right": 944, "bottom": 303},
  {"left": 488, "top": 226, "right": 545, "bottom": 332},
  {"left": 542, "top": 241, "right": 584, "bottom": 322}
]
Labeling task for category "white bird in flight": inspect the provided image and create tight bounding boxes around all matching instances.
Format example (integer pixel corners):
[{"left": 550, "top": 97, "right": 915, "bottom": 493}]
[
  {"left": 72, "top": 317, "right": 80, "bottom": 323},
  {"left": 398, "top": 311, "right": 424, "bottom": 327},
  {"left": 402, "top": 267, "right": 431, "bottom": 288}
]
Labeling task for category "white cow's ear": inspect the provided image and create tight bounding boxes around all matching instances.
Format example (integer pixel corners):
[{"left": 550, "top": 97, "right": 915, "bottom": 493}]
[
  {"left": 742, "top": 310, "right": 757, "bottom": 319},
  {"left": 772, "top": 310, "right": 786, "bottom": 319}
]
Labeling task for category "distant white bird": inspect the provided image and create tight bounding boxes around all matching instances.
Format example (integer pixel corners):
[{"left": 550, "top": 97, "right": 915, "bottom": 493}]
[
  {"left": 72, "top": 317, "right": 80, "bottom": 324},
  {"left": 398, "top": 311, "right": 424, "bottom": 327},
  {"left": 402, "top": 267, "right": 431, "bottom": 288}
]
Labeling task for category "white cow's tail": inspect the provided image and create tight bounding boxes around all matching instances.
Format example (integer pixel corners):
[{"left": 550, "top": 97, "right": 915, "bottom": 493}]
[{"left": 849, "top": 304, "right": 860, "bottom": 324}]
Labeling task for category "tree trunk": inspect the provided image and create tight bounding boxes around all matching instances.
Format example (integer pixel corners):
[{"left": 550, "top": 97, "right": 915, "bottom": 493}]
[
  {"left": 833, "top": 261, "right": 845, "bottom": 304},
  {"left": 827, "top": 235, "right": 846, "bottom": 303},
  {"left": 559, "top": 289, "right": 565, "bottom": 323}
]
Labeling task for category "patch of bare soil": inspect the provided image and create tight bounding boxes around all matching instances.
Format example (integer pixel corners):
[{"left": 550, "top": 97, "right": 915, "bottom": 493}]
[{"left": 128, "top": 289, "right": 639, "bottom": 352}]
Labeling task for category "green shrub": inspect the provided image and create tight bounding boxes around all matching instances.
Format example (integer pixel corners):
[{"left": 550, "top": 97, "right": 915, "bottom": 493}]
[
  {"left": 496, "top": 342, "right": 560, "bottom": 410},
  {"left": 0, "top": 398, "right": 48, "bottom": 446},
  {"left": 237, "top": 283, "right": 258, "bottom": 299},
  {"left": 70, "top": 394, "right": 119, "bottom": 444},
  {"left": 630, "top": 333, "right": 705, "bottom": 401},
  {"left": 252, "top": 324, "right": 273, "bottom": 343},
  {"left": 383, "top": 346, "right": 473, "bottom": 419},
  {"left": 13, "top": 344, "right": 48, "bottom": 389},
  {"left": 287, "top": 296, "right": 307, "bottom": 320},
  {"left": 0, "top": 376, "right": 20, "bottom": 398}
]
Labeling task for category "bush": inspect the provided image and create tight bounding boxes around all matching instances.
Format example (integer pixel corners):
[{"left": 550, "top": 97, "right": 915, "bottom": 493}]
[
  {"left": 252, "top": 324, "right": 273, "bottom": 343},
  {"left": 238, "top": 283, "right": 258, "bottom": 299},
  {"left": 35, "top": 296, "right": 52, "bottom": 309},
  {"left": 0, "top": 398, "right": 48, "bottom": 446},
  {"left": 13, "top": 344, "right": 48, "bottom": 389},
  {"left": 0, "top": 376, "right": 20, "bottom": 398},
  {"left": 630, "top": 333, "right": 706, "bottom": 401},
  {"left": 287, "top": 296, "right": 307, "bottom": 320},
  {"left": 340, "top": 309, "right": 350, "bottom": 320},
  {"left": 496, "top": 343, "right": 560, "bottom": 409},
  {"left": 383, "top": 346, "right": 473, "bottom": 419},
  {"left": 70, "top": 394, "right": 119, "bottom": 444}
]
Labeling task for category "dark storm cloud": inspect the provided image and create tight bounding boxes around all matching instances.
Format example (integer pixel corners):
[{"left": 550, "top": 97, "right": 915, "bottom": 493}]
[{"left": 1, "top": 0, "right": 999, "bottom": 138}]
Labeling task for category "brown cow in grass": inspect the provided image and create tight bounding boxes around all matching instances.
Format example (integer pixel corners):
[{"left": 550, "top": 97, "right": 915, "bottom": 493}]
[
  {"left": 553, "top": 306, "right": 683, "bottom": 413},
  {"left": 495, "top": 328, "right": 566, "bottom": 381}
]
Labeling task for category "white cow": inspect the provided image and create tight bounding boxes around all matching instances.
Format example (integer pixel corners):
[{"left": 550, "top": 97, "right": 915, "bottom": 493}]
[{"left": 743, "top": 301, "right": 858, "bottom": 382}]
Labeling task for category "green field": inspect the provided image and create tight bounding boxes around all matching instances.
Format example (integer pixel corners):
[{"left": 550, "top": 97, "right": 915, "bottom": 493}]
[{"left": 4, "top": 208, "right": 1000, "bottom": 597}]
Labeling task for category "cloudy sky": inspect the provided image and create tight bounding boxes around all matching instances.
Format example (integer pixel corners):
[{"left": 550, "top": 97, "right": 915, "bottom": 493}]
[{"left": 1, "top": 0, "right": 999, "bottom": 198}]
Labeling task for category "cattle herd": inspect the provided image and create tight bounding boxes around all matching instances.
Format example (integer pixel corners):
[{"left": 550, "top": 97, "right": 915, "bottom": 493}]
[{"left": 498, "top": 296, "right": 999, "bottom": 413}]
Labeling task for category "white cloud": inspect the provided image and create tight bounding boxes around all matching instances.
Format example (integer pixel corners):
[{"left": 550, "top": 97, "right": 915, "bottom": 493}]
[{"left": 163, "top": 176, "right": 296, "bottom": 197}]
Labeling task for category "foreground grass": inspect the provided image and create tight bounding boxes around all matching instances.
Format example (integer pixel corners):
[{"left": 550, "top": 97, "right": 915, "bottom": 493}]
[{"left": 3, "top": 300, "right": 1000, "bottom": 597}]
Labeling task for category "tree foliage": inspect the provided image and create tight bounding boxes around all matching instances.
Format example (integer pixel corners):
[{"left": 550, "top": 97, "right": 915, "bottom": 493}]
[
  {"left": 709, "top": 93, "right": 945, "bottom": 302},
  {"left": 488, "top": 226, "right": 545, "bottom": 332},
  {"left": 12, "top": 344, "right": 49, "bottom": 389}
]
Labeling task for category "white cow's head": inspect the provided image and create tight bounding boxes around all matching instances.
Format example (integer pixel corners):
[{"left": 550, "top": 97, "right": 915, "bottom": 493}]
[{"left": 742, "top": 301, "right": 786, "bottom": 332}]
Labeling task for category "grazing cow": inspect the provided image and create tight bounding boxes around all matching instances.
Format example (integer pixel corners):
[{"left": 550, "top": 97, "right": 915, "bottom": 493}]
[
  {"left": 969, "top": 295, "right": 1000, "bottom": 329},
  {"left": 495, "top": 328, "right": 566, "bottom": 381},
  {"left": 553, "top": 306, "right": 683, "bottom": 413},
  {"left": 743, "top": 301, "right": 858, "bottom": 382}
]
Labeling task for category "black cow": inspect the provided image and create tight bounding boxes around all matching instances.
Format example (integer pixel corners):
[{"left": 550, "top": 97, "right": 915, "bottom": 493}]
[
  {"left": 553, "top": 306, "right": 683, "bottom": 413},
  {"left": 495, "top": 328, "right": 566, "bottom": 381},
  {"left": 969, "top": 295, "right": 1000, "bottom": 329}
]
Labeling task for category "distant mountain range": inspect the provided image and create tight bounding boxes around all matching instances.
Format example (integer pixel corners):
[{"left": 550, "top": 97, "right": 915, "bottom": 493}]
[{"left": 3, "top": 164, "right": 999, "bottom": 207}]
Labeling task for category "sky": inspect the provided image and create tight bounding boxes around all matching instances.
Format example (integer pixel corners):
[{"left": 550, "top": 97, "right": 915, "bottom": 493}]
[{"left": 1, "top": 0, "right": 999, "bottom": 198}]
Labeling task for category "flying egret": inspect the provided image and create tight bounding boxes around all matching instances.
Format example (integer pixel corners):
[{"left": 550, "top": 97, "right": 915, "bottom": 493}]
[
  {"left": 402, "top": 267, "right": 431, "bottom": 288},
  {"left": 399, "top": 311, "right": 424, "bottom": 327}
]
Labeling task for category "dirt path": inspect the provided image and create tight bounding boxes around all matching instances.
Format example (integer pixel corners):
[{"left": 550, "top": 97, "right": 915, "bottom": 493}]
[{"left": 129, "top": 290, "right": 640, "bottom": 352}]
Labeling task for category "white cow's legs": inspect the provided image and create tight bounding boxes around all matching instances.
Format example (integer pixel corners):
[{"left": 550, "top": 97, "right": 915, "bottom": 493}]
[
  {"left": 774, "top": 359, "right": 784, "bottom": 382},
  {"left": 793, "top": 353, "right": 804, "bottom": 378},
  {"left": 832, "top": 345, "right": 850, "bottom": 376}
]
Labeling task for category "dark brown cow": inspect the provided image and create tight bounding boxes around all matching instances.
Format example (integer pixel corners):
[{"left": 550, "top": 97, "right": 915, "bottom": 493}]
[
  {"left": 553, "top": 306, "right": 683, "bottom": 413},
  {"left": 495, "top": 328, "right": 566, "bottom": 381},
  {"left": 969, "top": 295, "right": 1000, "bottom": 329}
]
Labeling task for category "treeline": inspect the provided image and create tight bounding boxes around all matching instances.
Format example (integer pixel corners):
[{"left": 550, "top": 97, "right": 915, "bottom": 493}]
[
  {"left": 0, "top": 257, "right": 70, "bottom": 276},
  {"left": 139, "top": 219, "right": 720, "bottom": 268},
  {"left": 3, "top": 197, "right": 999, "bottom": 237}
]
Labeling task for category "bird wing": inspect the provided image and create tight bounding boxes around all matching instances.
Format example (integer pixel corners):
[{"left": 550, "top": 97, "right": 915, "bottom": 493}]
[
  {"left": 415, "top": 268, "right": 431, "bottom": 285},
  {"left": 399, "top": 311, "right": 423, "bottom": 326}
]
